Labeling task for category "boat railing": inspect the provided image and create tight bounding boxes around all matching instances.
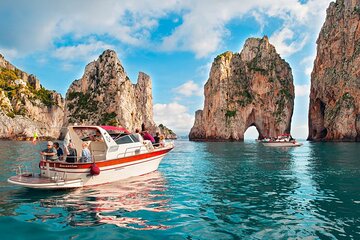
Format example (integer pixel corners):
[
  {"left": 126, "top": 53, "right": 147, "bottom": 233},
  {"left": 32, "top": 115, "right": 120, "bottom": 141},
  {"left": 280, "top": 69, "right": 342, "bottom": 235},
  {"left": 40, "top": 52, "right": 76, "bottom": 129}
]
[
  {"left": 119, "top": 145, "right": 148, "bottom": 158},
  {"left": 14, "top": 164, "right": 34, "bottom": 177}
]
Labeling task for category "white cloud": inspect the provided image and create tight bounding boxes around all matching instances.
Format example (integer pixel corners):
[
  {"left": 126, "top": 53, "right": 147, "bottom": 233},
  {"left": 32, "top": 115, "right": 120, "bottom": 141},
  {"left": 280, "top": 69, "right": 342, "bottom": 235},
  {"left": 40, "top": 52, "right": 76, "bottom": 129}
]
[
  {"left": 269, "top": 27, "right": 308, "bottom": 57},
  {"left": 0, "top": 0, "right": 332, "bottom": 58},
  {"left": 173, "top": 80, "right": 203, "bottom": 97},
  {"left": 300, "top": 55, "right": 316, "bottom": 77},
  {"left": 53, "top": 40, "right": 114, "bottom": 62},
  {"left": 153, "top": 102, "right": 194, "bottom": 134},
  {"left": 0, "top": 48, "right": 18, "bottom": 59},
  {"left": 295, "top": 84, "right": 310, "bottom": 97}
]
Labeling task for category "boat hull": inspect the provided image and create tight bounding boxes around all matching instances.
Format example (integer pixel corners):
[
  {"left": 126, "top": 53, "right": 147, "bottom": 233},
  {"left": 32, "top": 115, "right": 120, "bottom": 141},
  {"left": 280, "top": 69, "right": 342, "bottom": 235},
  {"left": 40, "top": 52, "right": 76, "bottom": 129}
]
[
  {"left": 261, "top": 142, "right": 303, "bottom": 147},
  {"left": 8, "top": 147, "right": 173, "bottom": 189}
]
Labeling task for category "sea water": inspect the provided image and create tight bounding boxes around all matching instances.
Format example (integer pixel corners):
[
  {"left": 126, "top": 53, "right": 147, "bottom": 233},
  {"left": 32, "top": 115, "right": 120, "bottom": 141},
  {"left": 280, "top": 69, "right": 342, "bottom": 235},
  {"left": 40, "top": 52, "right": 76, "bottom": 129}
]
[{"left": 0, "top": 140, "right": 359, "bottom": 239}]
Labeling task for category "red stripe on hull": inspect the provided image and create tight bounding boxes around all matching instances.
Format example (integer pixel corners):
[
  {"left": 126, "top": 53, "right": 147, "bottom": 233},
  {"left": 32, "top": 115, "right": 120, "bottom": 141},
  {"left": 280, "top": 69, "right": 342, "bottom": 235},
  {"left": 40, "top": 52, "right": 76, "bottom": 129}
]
[{"left": 40, "top": 147, "right": 173, "bottom": 169}]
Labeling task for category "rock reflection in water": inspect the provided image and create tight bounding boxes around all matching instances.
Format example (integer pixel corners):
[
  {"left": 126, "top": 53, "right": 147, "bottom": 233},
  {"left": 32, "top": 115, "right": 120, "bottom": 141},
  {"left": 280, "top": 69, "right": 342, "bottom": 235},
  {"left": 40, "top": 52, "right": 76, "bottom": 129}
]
[{"left": 39, "top": 171, "right": 170, "bottom": 230}]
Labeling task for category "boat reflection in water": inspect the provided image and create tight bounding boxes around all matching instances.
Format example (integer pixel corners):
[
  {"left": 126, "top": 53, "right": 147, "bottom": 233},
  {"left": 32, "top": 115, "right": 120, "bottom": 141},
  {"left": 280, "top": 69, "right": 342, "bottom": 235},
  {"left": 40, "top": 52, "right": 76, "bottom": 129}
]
[{"left": 38, "top": 171, "right": 170, "bottom": 230}]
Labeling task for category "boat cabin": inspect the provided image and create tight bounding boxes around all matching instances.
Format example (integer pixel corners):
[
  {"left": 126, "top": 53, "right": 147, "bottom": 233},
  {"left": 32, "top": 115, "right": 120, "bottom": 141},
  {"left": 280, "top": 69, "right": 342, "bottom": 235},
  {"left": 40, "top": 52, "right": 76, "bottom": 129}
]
[{"left": 64, "top": 126, "right": 152, "bottom": 162}]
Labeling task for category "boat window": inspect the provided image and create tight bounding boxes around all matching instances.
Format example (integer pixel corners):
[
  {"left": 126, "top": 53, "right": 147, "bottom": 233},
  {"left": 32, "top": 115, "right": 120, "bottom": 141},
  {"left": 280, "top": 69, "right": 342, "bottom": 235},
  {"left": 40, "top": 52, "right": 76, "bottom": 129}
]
[
  {"left": 129, "top": 134, "right": 140, "bottom": 142},
  {"left": 115, "top": 135, "right": 134, "bottom": 144}
]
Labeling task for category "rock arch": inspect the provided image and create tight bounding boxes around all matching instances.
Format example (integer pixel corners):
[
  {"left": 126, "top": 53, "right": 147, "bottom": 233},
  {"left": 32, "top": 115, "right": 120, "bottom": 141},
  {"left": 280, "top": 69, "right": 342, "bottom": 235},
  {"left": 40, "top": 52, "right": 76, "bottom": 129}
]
[{"left": 189, "top": 37, "right": 294, "bottom": 141}]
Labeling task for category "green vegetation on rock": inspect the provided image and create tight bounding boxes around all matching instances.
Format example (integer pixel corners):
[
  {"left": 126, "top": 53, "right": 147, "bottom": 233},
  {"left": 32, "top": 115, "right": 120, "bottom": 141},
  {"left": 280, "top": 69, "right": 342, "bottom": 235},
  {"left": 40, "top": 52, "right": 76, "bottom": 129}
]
[
  {"left": 225, "top": 110, "right": 236, "bottom": 118},
  {"left": 214, "top": 51, "right": 233, "bottom": 62},
  {"left": 67, "top": 91, "right": 99, "bottom": 122},
  {"left": 273, "top": 87, "right": 293, "bottom": 123},
  {"left": 101, "top": 112, "right": 118, "bottom": 126},
  {"left": 35, "top": 87, "right": 55, "bottom": 107},
  {"left": 237, "top": 90, "right": 253, "bottom": 107},
  {"left": 0, "top": 67, "right": 58, "bottom": 119}
]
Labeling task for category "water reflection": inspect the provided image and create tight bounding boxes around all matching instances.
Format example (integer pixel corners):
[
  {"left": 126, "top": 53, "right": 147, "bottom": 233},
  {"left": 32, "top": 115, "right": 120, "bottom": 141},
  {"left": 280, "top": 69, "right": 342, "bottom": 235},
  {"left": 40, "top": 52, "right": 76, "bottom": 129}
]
[
  {"left": 2, "top": 171, "right": 170, "bottom": 230},
  {"left": 305, "top": 142, "right": 360, "bottom": 238},
  {"left": 198, "top": 142, "right": 299, "bottom": 237}
]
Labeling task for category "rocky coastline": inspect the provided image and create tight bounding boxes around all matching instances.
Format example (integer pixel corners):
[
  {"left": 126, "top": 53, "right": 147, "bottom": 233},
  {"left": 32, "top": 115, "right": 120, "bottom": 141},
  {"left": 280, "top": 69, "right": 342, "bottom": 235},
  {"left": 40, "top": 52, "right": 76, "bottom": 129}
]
[{"left": 0, "top": 51, "right": 176, "bottom": 140}]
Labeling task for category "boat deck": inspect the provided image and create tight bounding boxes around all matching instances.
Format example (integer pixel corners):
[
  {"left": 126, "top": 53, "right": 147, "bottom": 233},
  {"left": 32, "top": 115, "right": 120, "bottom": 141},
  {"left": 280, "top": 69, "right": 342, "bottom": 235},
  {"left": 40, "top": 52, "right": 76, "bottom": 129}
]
[{"left": 8, "top": 174, "right": 83, "bottom": 189}]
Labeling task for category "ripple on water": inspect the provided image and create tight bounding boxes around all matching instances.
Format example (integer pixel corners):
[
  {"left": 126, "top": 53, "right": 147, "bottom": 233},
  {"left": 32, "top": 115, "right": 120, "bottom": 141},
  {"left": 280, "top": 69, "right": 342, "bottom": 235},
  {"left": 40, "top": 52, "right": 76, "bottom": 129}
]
[{"left": 0, "top": 140, "right": 359, "bottom": 239}]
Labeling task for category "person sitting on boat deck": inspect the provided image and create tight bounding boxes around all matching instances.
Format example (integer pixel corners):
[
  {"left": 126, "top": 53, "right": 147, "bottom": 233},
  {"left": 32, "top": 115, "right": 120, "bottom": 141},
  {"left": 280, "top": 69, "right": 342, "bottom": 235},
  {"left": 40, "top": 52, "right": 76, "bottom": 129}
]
[
  {"left": 80, "top": 141, "right": 92, "bottom": 163},
  {"left": 140, "top": 125, "right": 155, "bottom": 143},
  {"left": 90, "top": 131, "right": 104, "bottom": 142},
  {"left": 134, "top": 128, "right": 143, "bottom": 142},
  {"left": 40, "top": 141, "right": 59, "bottom": 161},
  {"left": 53, "top": 142, "right": 64, "bottom": 160},
  {"left": 64, "top": 141, "right": 77, "bottom": 163},
  {"left": 159, "top": 134, "right": 166, "bottom": 147},
  {"left": 153, "top": 132, "right": 160, "bottom": 147}
]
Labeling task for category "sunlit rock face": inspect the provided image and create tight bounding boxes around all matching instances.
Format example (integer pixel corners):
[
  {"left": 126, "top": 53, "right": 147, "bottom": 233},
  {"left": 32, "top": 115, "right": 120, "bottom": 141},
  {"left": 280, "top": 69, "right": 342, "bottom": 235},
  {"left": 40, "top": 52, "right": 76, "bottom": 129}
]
[
  {"left": 308, "top": 0, "right": 360, "bottom": 141},
  {"left": 189, "top": 36, "right": 294, "bottom": 141},
  {"left": 64, "top": 50, "right": 157, "bottom": 133},
  {"left": 0, "top": 54, "right": 64, "bottom": 139}
]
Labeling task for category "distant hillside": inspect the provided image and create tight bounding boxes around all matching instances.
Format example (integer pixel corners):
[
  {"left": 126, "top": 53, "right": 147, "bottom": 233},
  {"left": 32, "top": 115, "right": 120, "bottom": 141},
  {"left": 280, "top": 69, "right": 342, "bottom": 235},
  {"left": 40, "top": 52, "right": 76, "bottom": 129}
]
[
  {"left": 0, "top": 50, "right": 177, "bottom": 140},
  {"left": 0, "top": 54, "right": 64, "bottom": 139},
  {"left": 158, "top": 124, "right": 177, "bottom": 139}
]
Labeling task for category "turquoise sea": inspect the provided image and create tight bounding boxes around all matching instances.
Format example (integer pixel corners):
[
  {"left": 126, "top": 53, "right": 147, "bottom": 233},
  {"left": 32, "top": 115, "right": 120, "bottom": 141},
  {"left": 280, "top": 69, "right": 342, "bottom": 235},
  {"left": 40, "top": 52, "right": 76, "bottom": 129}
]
[{"left": 0, "top": 139, "right": 359, "bottom": 239}]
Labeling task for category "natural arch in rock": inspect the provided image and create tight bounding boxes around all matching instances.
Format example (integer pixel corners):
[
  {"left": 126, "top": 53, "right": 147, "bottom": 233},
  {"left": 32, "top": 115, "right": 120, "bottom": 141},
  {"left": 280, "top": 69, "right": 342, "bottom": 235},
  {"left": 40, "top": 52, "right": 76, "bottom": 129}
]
[
  {"left": 244, "top": 125, "right": 262, "bottom": 140},
  {"left": 189, "top": 37, "right": 294, "bottom": 141}
]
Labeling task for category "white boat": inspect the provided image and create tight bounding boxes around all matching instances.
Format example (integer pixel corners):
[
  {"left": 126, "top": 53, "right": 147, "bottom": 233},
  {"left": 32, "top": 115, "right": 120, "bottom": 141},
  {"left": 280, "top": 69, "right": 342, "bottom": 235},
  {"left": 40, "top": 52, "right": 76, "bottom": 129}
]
[
  {"left": 8, "top": 125, "right": 174, "bottom": 189},
  {"left": 261, "top": 141, "right": 303, "bottom": 147},
  {"left": 260, "top": 134, "right": 302, "bottom": 147}
]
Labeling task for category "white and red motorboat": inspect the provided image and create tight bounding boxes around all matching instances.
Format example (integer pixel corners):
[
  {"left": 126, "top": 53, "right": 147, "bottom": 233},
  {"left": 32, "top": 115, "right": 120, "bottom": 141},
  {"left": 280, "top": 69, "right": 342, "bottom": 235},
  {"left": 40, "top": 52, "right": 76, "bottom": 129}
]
[{"left": 8, "top": 126, "right": 174, "bottom": 189}]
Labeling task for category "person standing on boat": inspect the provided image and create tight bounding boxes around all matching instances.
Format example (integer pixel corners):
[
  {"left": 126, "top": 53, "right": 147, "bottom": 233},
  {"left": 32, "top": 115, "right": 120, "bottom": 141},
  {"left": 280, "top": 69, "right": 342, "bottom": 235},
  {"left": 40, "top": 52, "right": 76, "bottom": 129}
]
[
  {"left": 141, "top": 124, "right": 155, "bottom": 143},
  {"left": 80, "top": 141, "right": 92, "bottom": 163},
  {"left": 64, "top": 142, "right": 77, "bottom": 163},
  {"left": 40, "top": 141, "right": 59, "bottom": 161},
  {"left": 153, "top": 132, "right": 160, "bottom": 147},
  {"left": 53, "top": 142, "right": 64, "bottom": 160}
]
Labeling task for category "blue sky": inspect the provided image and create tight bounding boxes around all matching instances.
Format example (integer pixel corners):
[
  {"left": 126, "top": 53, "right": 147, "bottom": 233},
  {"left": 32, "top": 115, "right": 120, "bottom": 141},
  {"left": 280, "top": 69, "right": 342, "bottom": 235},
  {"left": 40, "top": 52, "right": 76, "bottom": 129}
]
[{"left": 0, "top": 0, "right": 332, "bottom": 137}]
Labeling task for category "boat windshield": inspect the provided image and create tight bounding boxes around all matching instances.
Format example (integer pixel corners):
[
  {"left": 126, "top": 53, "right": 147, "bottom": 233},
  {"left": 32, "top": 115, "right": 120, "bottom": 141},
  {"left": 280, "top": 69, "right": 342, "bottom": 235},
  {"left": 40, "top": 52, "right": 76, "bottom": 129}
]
[
  {"left": 115, "top": 134, "right": 140, "bottom": 145},
  {"left": 73, "top": 128, "right": 103, "bottom": 142}
]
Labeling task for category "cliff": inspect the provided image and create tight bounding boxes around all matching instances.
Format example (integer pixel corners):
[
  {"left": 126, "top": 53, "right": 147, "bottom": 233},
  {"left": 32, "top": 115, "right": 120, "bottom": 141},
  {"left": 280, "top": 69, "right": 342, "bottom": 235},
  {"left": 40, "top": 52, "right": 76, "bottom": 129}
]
[
  {"left": 189, "top": 36, "right": 294, "bottom": 141},
  {"left": 0, "top": 54, "right": 65, "bottom": 139},
  {"left": 64, "top": 50, "right": 157, "bottom": 133},
  {"left": 158, "top": 124, "right": 177, "bottom": 139},
  {"left": 308, "top": 0, "right": 360, "bottom": 141}
]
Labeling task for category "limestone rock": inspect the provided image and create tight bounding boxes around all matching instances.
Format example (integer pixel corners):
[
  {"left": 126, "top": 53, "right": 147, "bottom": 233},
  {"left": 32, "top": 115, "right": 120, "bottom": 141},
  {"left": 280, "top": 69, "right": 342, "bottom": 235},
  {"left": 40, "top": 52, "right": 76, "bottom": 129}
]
[
  {"left": 189, "top": 36, "right": 294, "bottom": 141},
  {"left": 0, "top": 55, "right": 65, "bottom": 139},
  {"left": 64, "top": 50, "right": 157, "bottom": 133},
  {"left": 308, "top": 0, "right": 360, "bottom": 141},
  {"left": 157, "top": 124, "right": 177, "bottom": 139}
]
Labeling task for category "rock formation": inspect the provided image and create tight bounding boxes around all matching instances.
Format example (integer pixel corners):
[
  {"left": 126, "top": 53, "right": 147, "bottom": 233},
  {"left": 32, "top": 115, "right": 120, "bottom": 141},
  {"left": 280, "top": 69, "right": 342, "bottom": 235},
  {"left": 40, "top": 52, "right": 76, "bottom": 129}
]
[
  {"left": 64, "top": 50, "right": 157, "bottom": 133},
  {"left": 158, "top": 124, "right": 177, "bottom": 139},
  {"left": 308, "top": 0, "right": 360, "bottom": 141},
  {"left": 189, "top": 36, "right": 294, "bottom": 141},
  {"left": 0, "top": 54, "right": 65, "bottom": 139}
]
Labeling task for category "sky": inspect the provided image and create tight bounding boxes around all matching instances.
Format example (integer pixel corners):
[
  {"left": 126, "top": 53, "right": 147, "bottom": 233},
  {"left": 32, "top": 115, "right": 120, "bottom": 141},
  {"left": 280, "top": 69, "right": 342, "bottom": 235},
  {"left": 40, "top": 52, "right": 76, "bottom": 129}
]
[{"left": 0, "top": 0, "right": 333, "bottom": 138}]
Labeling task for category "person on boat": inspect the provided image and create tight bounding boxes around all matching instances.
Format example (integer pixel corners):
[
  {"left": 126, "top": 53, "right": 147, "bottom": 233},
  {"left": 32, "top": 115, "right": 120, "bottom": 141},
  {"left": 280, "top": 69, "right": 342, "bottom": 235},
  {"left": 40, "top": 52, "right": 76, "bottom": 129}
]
[
  {"left": 134, "top": 128, "right": 143, "bottom": 142},
  {"left": 141, "top": 125, "right": 155, "bottom": 143},
  {"left": 32, "top": 132, "right": 38, "bottom": 144},
  {"left": 53, "top": 142, "right": 64, "bottom": 160},
  {"left": 153, "top": 132, "right": 160, "bottom": 147},
  {"left": 40, "top": 141, "right": 59, "bottom": 161},
  {"left": 64, "top": 142, "right": 77, "bottom": 163},
  {"left": 80, "top": 141, "right": 92, "bottom": 163},
  {"left": 90, "top": 131, "right": 104, "bottom": 142},
  {"left": 159, "top": 134, "right": 166, "bottom": 147}
]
